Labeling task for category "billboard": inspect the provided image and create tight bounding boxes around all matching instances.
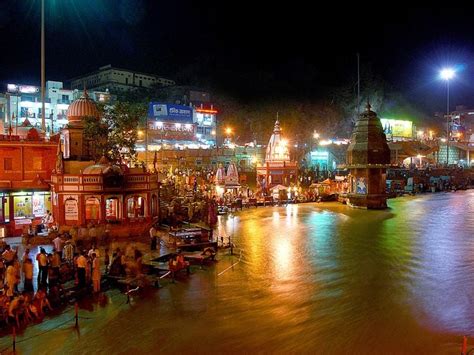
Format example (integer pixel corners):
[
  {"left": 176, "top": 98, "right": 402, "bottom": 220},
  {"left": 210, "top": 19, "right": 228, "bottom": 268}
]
[
  {"left": 380, "top": 118, "right": 413, "bottom": 138},
  {"left": 148, "top": 103, "right": 193, "bottom": 123}
]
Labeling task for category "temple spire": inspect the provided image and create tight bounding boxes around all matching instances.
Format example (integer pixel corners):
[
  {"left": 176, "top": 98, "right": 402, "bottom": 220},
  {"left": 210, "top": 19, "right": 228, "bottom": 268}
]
[{"left": 55, "top": 144, "right": 64, "bottom": 174}]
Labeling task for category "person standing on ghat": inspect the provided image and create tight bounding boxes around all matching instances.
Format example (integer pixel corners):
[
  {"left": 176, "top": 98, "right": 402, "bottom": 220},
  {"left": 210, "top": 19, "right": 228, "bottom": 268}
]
[
  {"left": 91, "top": 253, "right": 101, "bottom": 293},
  {"left": 76, "top": 251, "right": 87, "bottom": 288},
  {"left": 149, "top": 224, "right": 157, "bottom": 250}
]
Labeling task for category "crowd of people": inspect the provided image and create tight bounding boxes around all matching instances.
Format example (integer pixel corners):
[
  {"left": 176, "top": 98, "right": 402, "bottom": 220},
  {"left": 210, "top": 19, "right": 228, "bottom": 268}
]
[
  {"left": 0, "top": 234, "right": 107, "bottom": 330},
  {"left": 0, "top": 244, "right": 56, "bottom": 329}
]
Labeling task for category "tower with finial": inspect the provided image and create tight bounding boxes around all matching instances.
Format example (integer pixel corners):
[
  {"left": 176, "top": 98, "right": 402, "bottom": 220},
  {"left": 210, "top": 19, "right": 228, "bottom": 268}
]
[
  {"left": 345, "top": 99, "right": 391, "bottom": 209},
  {"left": 256, "top": 113, "right": 298, "bottom": 193},
  {"left": 61, "top": 88, "right": 100, "bottom": 160}
]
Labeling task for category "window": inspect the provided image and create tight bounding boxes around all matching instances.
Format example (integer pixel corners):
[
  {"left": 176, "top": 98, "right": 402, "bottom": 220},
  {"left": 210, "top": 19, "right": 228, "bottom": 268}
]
[
  {"left": 125, "top": 78, "right": 128, "bottom": 85},
  {"left": 127, "top": 196, "right": 145, "bottom": 218},
  {"left": 139, "top": 80, "right": 143, "bottom": 87},
  {"left": 85, "top": 197, "right": 101, "bottom": 220},
  {"left": 33, "top": 159, "right": 42, "bottom": 171},
  {"left": 4, "top": 158, "right": 12, "bottom": 171}
]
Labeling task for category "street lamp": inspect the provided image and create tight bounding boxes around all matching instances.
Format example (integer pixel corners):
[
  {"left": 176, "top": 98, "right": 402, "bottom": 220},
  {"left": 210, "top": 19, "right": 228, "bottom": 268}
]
[
  {"left": 440, "top": 67, "right": 455, "bottom": 166},
  {"left": 138, "top": 122, "right": 149, "bottom": 169},
  {"left": 41, "top": 0, "right": 46, "bottom": 132}
]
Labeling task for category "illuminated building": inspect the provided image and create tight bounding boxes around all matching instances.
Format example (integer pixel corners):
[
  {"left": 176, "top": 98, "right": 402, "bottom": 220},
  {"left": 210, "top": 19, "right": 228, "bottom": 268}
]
[
  {"left": 70, "top": 64, "right": 174, "bottom": 93},
  {"left": 0, "top": 130, "right": 57, "bottom": 237},
  {"left": 50, "top": 91, "right": 159, "bottom": 235},
  {"left": 256, "top": 120, "right": 298, "bottom": 193},
  {"left": 1, "top": 81, "right": 112, "bottom": 134},
  {"left": 144, "top": 102, "right": 217, "bottom": 152}
]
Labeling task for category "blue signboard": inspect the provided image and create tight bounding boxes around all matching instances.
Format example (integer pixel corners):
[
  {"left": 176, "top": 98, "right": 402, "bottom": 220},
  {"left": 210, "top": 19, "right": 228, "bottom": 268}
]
[{"left": 148, "top": 103, "right": 193, "bottom": 123}]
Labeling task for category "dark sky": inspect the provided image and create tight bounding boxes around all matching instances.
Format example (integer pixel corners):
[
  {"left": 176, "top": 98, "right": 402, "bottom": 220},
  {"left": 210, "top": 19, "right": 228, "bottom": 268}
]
[{"left": 1, "top": 2, "right": 474, "bottom": 113}]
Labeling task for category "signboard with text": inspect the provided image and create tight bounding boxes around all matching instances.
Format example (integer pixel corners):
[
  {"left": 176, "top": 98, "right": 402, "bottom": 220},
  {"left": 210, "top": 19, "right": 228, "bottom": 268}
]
[
  {"left": 148, "top": 103, "right": 193, "bottom": 123},
  {"left": 380, "top": 118, "right": 413, "bottom": 138},
  {"left": 64, "top": 196, "right": 79, "bottom": 221}
]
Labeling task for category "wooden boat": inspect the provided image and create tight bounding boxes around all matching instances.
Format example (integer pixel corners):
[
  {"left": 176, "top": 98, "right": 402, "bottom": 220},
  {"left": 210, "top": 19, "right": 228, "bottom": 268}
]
[{"left": 167, "top": 227, "right": 218, "bottom": 252}]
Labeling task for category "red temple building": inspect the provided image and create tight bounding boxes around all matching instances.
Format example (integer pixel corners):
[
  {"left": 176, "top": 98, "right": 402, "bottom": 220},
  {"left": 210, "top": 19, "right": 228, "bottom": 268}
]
[
  {"left": 50, "top": 90, "right": 160, "bottom": 235},
  {"left": 256, "top": 120, "right": 298, "bottom": 194}
]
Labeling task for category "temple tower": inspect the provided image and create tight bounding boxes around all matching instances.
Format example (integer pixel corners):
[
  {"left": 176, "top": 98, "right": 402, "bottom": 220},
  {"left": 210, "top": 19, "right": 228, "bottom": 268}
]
[
  {"left": 346, "top": 102, "right": 391, "bottom": 209},
  {"left": 61, "top": 89, "right": 100, "bottom": 160}
]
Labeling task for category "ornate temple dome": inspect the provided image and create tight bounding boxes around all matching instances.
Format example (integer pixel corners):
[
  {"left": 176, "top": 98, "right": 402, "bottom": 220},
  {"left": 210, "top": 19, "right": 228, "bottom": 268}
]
[
  {"left": 82, "top": 156, "right": 123, "bottom": 175},
  {"left": 346, "top": 102, "right": 391, "bottom": 166},
  {"left": 66, "top": 90, "right": 100, "bottom": 124},
  {"left": 265, "top": 120, "right": 290, "bottom": 162}
]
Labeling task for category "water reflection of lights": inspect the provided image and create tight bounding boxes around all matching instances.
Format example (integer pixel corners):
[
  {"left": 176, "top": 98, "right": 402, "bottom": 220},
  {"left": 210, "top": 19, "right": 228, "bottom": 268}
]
[
  {"left": 272, "top": 211, "right": 280, "bottom": 224},
  {"left": 274, "top": 237, "right": 293, "bottom": 281}
]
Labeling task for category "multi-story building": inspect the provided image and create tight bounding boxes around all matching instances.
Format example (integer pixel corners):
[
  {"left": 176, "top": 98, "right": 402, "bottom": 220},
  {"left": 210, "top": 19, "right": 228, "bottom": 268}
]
[
  {"left": 0, "top": 131, "right": 57, "bottom": 237},
  {"left": 70, "top": 64, "right": 175, "bottom": 93},
  {"left": 2, "top": 81, "right": 111, "bottom": 134},
  {"left": 144, "top": 102, "right": 217, "bottom": 152}
]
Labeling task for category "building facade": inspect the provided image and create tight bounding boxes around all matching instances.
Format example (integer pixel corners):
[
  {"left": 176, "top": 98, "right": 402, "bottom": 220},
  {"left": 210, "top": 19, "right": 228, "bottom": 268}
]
[
  {"left": 0, "top": 132, "right": 57, "bottom": 237},
  {"left": 51, "top": 90, "right": 159, "bottom": 236},
  {"left": 70, "top": 64, "right": 175, "bottom": 93},
  {"left": 1, "top": 81, "right": 112, "bottom": 134},
  {"left": 145, "top": 102, "right": 217, "bottom": 149},
  {"left": 256, "top": 120, "right": 298, "bottom": 193}
]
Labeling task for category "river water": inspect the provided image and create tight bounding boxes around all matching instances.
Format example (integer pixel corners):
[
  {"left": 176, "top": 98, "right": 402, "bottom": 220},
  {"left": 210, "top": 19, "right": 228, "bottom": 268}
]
[{"left": 4, "top": 191, "right": 474, "bottom": 354}]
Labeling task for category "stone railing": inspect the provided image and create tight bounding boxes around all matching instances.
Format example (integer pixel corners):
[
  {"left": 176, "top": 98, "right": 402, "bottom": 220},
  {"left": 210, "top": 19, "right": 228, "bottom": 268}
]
[
  {"left": 63, "top": 176, "right": 80, "bottom": 184},
  {"left": 126, "top": 175, "right": 147, "bottom": 183},
  {"left": 83, "top": 176, "right": 102, "bottom": 184}
]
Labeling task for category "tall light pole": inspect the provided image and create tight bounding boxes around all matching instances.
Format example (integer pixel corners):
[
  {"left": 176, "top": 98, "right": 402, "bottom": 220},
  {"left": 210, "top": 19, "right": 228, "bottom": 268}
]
[
  {"left": 225, "top": 127, "right": 233, "bottom": 145},
  {"left": 145, "top": 119, "right": 148, "bottom": 169},
  {"left": 440, "top": 68, "right": 455, "bottom": 166},
  {"left": 41, "top": 0, "right": 46, "bottom": 132}
]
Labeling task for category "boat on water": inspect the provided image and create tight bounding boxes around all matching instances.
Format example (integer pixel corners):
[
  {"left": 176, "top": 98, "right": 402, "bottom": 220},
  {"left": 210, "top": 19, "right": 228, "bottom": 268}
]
[{"left": 167, "top": 226, "right": 218, "bottom": 252}]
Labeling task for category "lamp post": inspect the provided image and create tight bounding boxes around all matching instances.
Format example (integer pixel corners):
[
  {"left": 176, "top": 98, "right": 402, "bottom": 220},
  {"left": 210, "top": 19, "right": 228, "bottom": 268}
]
[
  {"left": 440, "top": 68, "right": 455, "bottom": 166},
  {"left": 41, "top": 0, "right": 46, "bottom": 132},
  {"left": 225, "top": 127, "right": 233, "bottom": 146},
  {"left": 145, "top": 120, "right": 148, "bottom": 169}
]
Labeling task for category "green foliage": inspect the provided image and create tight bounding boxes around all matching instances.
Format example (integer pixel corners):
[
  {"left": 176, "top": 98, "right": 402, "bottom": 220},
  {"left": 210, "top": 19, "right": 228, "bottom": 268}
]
[{"left": 83, "top": 102, "right": 147, "bottom": 163}]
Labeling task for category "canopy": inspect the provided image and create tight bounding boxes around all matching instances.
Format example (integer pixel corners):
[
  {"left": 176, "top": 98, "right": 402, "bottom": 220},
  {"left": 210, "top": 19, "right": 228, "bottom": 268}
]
[{"left": 272, "top": 184, "right": 288, "bottom": 191}]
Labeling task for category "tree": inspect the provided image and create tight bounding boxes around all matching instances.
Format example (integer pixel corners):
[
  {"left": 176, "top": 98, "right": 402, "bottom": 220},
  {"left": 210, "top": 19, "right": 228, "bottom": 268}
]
[{"left": 83, "top": 102, "right": 147, "bottom": 163}]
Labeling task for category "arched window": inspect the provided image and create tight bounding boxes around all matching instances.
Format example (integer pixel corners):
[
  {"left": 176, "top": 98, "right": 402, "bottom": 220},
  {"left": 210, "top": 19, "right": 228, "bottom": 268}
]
[
  {"left": 85, "top": 197, "right": 100, "bottom": 221},
  {"left": 106, "top": 197, "right": 119, "bottom": 220},
  {"left": 127, "top": 196, "right": 145, "bottom": 218}
]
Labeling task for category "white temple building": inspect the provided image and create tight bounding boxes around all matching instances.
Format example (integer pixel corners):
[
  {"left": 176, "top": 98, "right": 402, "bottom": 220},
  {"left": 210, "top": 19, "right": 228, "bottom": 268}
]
[{"left": 256, "top": 120, "right": 298, "bottom": 193}]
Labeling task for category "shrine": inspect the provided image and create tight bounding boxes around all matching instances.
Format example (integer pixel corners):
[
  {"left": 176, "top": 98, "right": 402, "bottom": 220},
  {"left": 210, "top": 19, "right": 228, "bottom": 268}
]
[
  {"left": 256, "top": 120, "right": 298, "bottom": 194},
  {"left": 214, "top": 162, "right": 241, "bottom": 197},
  {"left": 346, "top": 102, "right": 391, "bottom": 209},
  {"left": 50, "top": 90, "right": 159, "bottom": 235}
]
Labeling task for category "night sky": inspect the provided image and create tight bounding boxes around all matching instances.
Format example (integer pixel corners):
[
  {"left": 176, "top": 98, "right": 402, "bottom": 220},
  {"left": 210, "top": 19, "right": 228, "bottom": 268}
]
[{"left": 1, "top": 2, "right": 474, "bottom": 114}]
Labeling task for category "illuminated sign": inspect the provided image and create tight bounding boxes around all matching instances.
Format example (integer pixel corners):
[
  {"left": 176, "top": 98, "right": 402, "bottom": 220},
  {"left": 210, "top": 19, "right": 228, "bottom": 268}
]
[
  {"left": 380, "top": 119, "right": 413, "bottom": 138},
  {"left": 310, "top": 151, "right": 329, "bottom": 160},
  {"left": 148, "top": 102, "right": 193, "bottom": 123},
  {"left": 195, "top": 108, "right": 218, "bottom": 114},
  {"left": 7, "top": 84, "right": 39, "bottom": 94},
  {"left": 148, "top": 122, "right": 196, "bottom": 141},
  {"left": 196, "top": 112, "right": 214, "bottom": 126}
]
